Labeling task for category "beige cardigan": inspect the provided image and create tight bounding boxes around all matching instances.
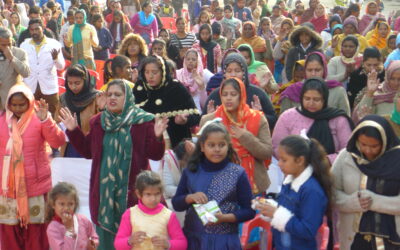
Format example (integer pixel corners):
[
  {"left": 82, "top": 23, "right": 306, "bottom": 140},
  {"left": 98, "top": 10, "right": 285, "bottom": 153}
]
[
  {"left": 331, "top": 149, "right": 400, "bottom": 250},
  {"left": 200, "top": 112, "right": 272, "bottom": 194}
]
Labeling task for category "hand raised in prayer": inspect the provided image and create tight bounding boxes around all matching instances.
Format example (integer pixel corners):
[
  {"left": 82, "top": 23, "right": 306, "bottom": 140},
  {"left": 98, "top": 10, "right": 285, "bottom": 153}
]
[
  {"left": 36, "top": 98, "right": 49, "bottom": 121},
  {"left": 207, "top": 100, "right": 216, "bottom": 114},
  {"left": 95, "top": 92, "right": 106, "bottom": 110},
  {"left": 131, "top": 68, "right": 139, "bottom": 83},
  {"left": 50, "top": 49, "right": 60, "bottom": 60},
  {"left": 331, "top": 36, "right": 339, "bottom": 49},
  {"left": 366, "top": 69, "right": 379, "bottom": 97},
  {"left": 59, "top": 107, "right": 78, "bottom": 131},
  {"left": 251, "top": 95, "right": 262, "bottom": 111},
  {"left": 154, "top": 116, "right": 168, "bottom": 139}
]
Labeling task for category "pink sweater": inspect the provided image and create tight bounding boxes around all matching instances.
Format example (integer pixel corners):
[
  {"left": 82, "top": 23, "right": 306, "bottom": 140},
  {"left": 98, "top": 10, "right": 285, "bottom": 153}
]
[
  {"left": 271, "top": 108, "right": 352, "bottom": 163},
  {"left": 129, "top": 13, "right": 158, "bottom": 42},
  {"left": 114, "top": 201, "right": 187, "bottom": 250},
  {"left": 0, "top": 113, "right": 65, "bottom": 197},
  {"left": 47, "top": 214, "right": 99, "bottom": 250}
]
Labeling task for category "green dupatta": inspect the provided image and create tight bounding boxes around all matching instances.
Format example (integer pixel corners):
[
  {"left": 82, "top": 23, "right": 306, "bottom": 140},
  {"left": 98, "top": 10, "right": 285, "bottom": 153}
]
[
  {"left": 72, "top": 9, "right": 87, "bottom": 66},
  {"left": 98, "top": 80, "right": 155, "bottom": 234}
]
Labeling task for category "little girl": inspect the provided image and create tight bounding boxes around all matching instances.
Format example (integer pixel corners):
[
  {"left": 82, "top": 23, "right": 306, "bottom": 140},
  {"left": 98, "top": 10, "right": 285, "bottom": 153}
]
[
  {"left": 192, "top": 10, "right": 211, "bottom": 34},
  {"left": 255, "top": 135, "right": 333, "bottom": 249},
  {"left": 46, "top": 182, "right": 98, "bottom": 250},
  {"left": 114, "top": 171, "right": 187, "bottom": 250},
  {"left": 172, "top": 121, "right": 255, "bottom": 249}
]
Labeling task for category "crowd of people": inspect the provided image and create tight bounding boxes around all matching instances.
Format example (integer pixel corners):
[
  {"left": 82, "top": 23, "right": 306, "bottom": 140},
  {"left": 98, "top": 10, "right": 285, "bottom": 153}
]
[{"left": 1, "top": 0, "right": 400, "bottom": 249}]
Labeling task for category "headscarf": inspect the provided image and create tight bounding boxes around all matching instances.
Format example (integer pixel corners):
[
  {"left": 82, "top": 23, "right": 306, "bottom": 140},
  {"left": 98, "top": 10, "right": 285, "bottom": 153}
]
[
  {"left": 222, "top": 53, "right": 250, "bottom": 86},
  {"left": 198, "top": 24, "right": 218, "bottom": 73},
  {"left": 215, "top": 77, "right": 264, "bottom": 192},
  {"left": 340, "top": 35, "right": 362, "bottom": 67},
  {"left": 331, "top": 24, "right": 343, "bottom": 36},
  {"left": 176, "top": 49, "right": 204, "bottom": 94},
  {"left": 343, "top": 15, "right": 359, "bottom": 34},
  {"left": 296, "top": 77, "right": 354, "bottom": 154},
  {"left": 346, "top": 115, "right": 400, "bottom": 245},
  {"left": 391, "top": 95, "right": 400, "bottom": 124},
  {"left": 280, "top": 51, "right": 342, "bottom": 103},
  {"left": 372, "top": 60, "right": 400, "bottom": 105},
  {"left": 323, "top": 14, "right": 342, "bottom": 34},
  {"left": 310, "top": 4, "right": 328, "bottom": 33},
  {"left": 138, "top": 10, "right": 155, "bottom": 26},
  {"left": 72, "top": 9, "right": 87, "bottom": 65},
  {"left": 368, "top": 21, "right": 391, "bottom": 49},
  {"left": 98, "top": 80, "right": 155, "bottom": 234},
  {"left": 2, "top": 84, "right": 36, "bottom": 227},
  {"left": 234, "top": 21, "right": 266, "bottom": 53},
  {"left": 62, "top": 64, "right": 98, "bottom": 114},
  {"left": 237, "top": 44, "right": 266, "bottom": 74}
]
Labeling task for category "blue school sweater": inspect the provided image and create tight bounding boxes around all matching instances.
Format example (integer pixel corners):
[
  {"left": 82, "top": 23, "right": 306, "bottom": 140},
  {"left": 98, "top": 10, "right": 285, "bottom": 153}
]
[{"left": 271, "top": 166, "right": 327, "bottom": 250}]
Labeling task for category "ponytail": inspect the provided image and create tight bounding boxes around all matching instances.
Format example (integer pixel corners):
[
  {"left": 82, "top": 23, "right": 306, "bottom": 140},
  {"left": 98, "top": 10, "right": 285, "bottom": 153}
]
[
  {"left": 280, "top": 135, "right": 334, "bottom": 217},
  {"left": 104, "top": 59, "right": 113, "bottom": 84}
]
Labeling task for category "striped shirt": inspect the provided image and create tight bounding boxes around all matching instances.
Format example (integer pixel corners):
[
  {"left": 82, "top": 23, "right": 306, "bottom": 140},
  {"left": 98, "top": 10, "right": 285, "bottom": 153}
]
[{"left": 169, "top": 33, "right": 197, "bottom": 49}]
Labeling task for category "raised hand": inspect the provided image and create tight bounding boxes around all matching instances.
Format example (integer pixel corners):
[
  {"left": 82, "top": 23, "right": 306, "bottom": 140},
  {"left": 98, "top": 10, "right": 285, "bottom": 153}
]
[
  {"left": 366, "top": 69, "right": 379, "bottom": 97},
  {"left": 207, "top": 100, "right": 216, "bottom": 114},
  {"left": 95, "top": 91, "right": 106, "bottom": 110},
  {"left": 36, "top": 98, "right": 49, "bottom": 121},
  {"left": 50, "top": 48, "right": 60, "bottom": 60},
  {"left": 59, "top": 107, "right": 78, "bottom": 131},
  {"left": 331, "top": 36, "right": 339, "bottom": 49},
  {"left": 251, "top": 95, "right": 262, "bottom": 111},
  {"left": 154, "top": 116, "right": 168, "bottom": 139}
]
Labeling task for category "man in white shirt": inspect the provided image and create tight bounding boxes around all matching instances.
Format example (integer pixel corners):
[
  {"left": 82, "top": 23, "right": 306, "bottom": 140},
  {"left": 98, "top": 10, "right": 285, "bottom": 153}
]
[{"left": 21, "top": 18, "right": 65, "bottom": 118}]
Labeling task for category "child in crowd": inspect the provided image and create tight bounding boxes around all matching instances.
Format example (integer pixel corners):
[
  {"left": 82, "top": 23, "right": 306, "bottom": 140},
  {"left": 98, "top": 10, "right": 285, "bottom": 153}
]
[
  {"left": 114, "top": 171, "right": 187, "bottom": 250},
  {"left": 192, "top": 10, "right": 211, "bottom": 34},
  {"left": 46, "top": 182, "right": 98, "bottom": 250},
  {"left": 255, "top": 135, "right": 332, "bottom": 249},
  {"left": 91, "top": 13, "right": 113, "bottom": 61},
  {"left": 234, "top": 0, "right": 253, "bottom": 22},
  {"left": 172, "top": 121, "right": 255, "bottom": 249},
  {"left": 102, "top": 55, "right": 136, "bottom": 91},
  {"left": 0, "top": 84, "right": 65, "bottom": 249}
]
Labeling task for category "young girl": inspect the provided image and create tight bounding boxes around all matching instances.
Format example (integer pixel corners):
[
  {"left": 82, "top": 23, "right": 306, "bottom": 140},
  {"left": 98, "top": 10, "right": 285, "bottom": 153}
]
[
  {"left": 0, "top": 84, "right": 65, "bottom": 249},
  {"left": 91, "top": 13, "right": 113, "bottom": 61},
  {"left": 172, "top": 121, "right": 256, "bottom": 249},
  {"left": 255, "top": 135, "right": 333, "bottom": 249},
  {"left": 192, "top": 10, "right": 211, "bottom": 34},
  {"left": 46, "top": 182, "right": 99, "bottom": 250},
  {"left": 109, "top": 10, "right": 132, "bottom": 53},
  {"left": 102, "top": 55, "right": 136, "bottom": 91},
  {"left": 114, "top": 171, "right": 187, "bottom": 250}
]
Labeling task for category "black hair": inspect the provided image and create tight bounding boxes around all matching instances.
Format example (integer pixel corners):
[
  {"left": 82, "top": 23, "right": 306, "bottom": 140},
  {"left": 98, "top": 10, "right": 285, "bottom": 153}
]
[
  {"left": 165, "top": 59, "right": 177, "bottom": 75},
  {"left": 355, "top": 126, "right": 382, "bottom": 143},
  {"left": 363, "top": 46, "right": 381, "bottom": 62},
  {"left": 238, "top": 45, "right": 252, "bottom": 59},
  {"left": 28, "top": 18, "right": 43, "bottom": 28},
  {"left": 111, "top": 55, "right": 131, "bottom": 77},
  {"left": 141, "top": 1, "right": 151, "bottom": 9},
  {"left": 139, "top": 55, "right": 172, "bottom": 84},
  {"left": 66, "top": 9, "right": 75, "bottom": 17},
  {"left": 342, "top": 35, "right": 358, "bottom": 47},
  {"left": 45, "top": 182, "right": 80, "bottom": 223},
  {"left": 221, "top": 78, "right": 241, "bottom": 94},
  {"left": 66, "top": 64, "right": 87, "bottom": 80},
  {"left": 187, "top": 122, "right": 239, "bottom": 172},
  {"left": 91, "top": 13, "right": 103, "bottom": 23},
  {"left": 272, "top": 5, "right": 281, "bottom": 10},
  {"left": 106, "top": 79, "right": 127, "bottom": 93},
  {"left": 343, "top": 3, "right": 360, "bottom": 20},
  {"left": 388, "top": 34, "right": 397, "bottom": 44},
  {"left": 328, "top": 14, "right": 341, "bottom": 28},
  {"left": 279, "top": 135, "right": 333, "bottom": 217},
  {"left": 332, "top": 6, "right": 344, "bottom": 14},
  {"left": 135, "top": 170, "right": 163, "bottom": 195},
  {"left": 8, "top": 92, "right": 29, "bottom": 105},
  {"left": 198, "top": 24, "right": 212, "bottom": 42},
  {"left": 300, "top": 77, "right": 329, "bottom": 109},
  {"left": 175, "top": 17, "right": 186, "bottom": 25},
  {"left": 224, "top": 4, "right": 233, "bottom": 12},
  {"left": 173, "top": 139, "right": 193, "bottom": 161},
  {"left": 215, "top": 6, "right": 223, "bottom": 12},
  {"left": 29, "top": 6, "right": 42, "bottom": 15},
  {"left": 305, "top": 53, "right": 324, "bottom": 69},
  {"left": 159, "top": 28, "right": 169, "bottom": 36},
  {"left": 150, "top": 39, "right": 166, "bottom": 50}
]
